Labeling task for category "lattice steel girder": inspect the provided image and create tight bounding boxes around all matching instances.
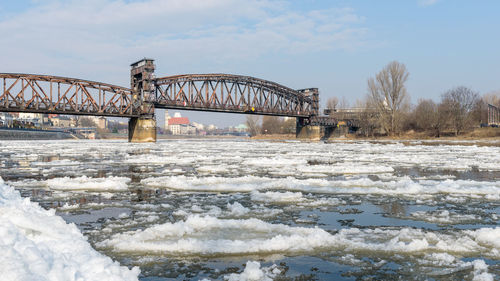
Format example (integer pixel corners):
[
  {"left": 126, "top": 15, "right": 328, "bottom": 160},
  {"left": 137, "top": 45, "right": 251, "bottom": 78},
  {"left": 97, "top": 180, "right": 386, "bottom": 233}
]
[
  {"left": 153, "top": 74, "right": 317, "bottom": 117},
  {"left": 308, "top": 116, "right": 337, "bottom": 126},
  {"left": 0, "top": 73, "right": 141, "bottom": 117}
]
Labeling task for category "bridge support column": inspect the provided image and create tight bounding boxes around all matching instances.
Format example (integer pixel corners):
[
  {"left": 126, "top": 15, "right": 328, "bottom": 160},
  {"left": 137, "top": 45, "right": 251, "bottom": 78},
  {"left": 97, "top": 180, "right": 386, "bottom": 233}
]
[
  {"left": 128, "top": 117, "right": 156, "bottom": 143},
  {"left": 324, "top": 123, "right": 348, "bottom": 139},
  {"left": 296, "top": 118, "right": 321, "bottom": 140}
]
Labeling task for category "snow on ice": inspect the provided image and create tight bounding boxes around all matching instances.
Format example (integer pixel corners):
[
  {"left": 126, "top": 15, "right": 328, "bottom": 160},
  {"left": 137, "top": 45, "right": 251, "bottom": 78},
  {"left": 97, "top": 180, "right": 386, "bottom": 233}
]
[{"left": 0, "top": 177, "right": 139, "bottom": 281}]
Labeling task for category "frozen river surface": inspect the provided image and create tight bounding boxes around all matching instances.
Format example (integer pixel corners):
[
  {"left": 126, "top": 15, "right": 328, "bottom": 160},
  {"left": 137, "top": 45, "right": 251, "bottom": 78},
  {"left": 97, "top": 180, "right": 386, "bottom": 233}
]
[{"left": 1, "top": 139, "right": 499, "bottom": 280}]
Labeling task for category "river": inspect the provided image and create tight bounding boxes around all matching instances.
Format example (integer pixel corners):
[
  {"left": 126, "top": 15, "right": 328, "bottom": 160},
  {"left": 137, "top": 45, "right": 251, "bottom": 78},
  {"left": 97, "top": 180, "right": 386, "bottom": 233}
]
[{"left": 1, "top": 139, "right": 499, "bottom": 280}]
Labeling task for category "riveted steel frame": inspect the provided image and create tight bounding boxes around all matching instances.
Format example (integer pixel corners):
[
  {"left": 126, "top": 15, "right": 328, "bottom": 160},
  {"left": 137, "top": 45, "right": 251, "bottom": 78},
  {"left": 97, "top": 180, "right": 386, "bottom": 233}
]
[
  {"left": 0, "top": 73, "right": 140, "bottom": 117},
  {"left": 0, "top": 72, "right": 337, "bottom": 126},
  {"left": 152, "top": 74, "right": 317, "bottom": 117},
  {"left": 488, "top": 103, "right": 500, "bottom": 125}
]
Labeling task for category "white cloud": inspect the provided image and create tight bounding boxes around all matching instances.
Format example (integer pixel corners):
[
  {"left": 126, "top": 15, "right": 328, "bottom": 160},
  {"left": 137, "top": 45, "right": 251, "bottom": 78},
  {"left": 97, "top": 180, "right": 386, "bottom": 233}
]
[{"left": 0, "top": 0, "right": 370, "bottom": 84}]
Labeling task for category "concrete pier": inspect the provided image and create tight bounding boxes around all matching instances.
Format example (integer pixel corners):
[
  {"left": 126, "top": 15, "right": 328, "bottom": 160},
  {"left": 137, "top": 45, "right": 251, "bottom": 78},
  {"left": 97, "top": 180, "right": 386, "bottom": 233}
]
[
  {"left": 296, "top": 124, "right": 321, "bottom": 140},
  {"left": 128, "top": 117, "right": 156, "bottom": 142}
]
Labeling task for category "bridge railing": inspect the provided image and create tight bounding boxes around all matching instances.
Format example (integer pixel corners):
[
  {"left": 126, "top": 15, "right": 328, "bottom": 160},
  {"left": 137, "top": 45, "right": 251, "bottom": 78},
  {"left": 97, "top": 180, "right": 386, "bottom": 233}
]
[{"left": 0, "top": 73, "right": 140, "bottom": 117}]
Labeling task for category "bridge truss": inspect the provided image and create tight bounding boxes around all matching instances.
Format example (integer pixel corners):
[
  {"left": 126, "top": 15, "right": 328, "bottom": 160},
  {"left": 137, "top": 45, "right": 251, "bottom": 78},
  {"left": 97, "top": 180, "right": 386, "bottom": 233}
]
[
  {"left": 0, "top": 73, "right": 139, "bottom": 117},
  {"left": 0, "top": 70, "right": 335, "bottom": 127},
  {"left": 488, "top": 103, "right": 500, "bottom": 125},
  {"left": 152, "top": 74, "right": 319, "bottom": 117}
]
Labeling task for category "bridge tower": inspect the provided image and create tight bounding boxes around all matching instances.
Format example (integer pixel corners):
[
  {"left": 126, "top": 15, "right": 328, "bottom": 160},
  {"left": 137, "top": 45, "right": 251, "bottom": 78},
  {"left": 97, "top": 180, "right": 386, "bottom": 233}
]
[
  {"left": 128, "top": 58, "right": 157, "bottom": 142},
  {"left": 296, "top": 88, "right": 322, "bottom": 140}
]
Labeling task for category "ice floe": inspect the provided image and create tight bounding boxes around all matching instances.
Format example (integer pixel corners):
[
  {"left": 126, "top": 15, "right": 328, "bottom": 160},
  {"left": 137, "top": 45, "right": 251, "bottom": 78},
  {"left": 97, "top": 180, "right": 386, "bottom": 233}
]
[
  {"left": 45, "top": 176, "right": 131, "bottom": 191},
  {"left": 141, "top": 175, "right": 500, "bottom": 199},
  {"left": 100, "top": 214, "right": 500, "bottom": 259},
  {"left": 0, "top": 177, "right": 139, "bottom": 280},
  {"left": 250, "top": 190, "right": 304, "bottom": 203},
  {"left": 409, "top": 210, "right": 480, "bottom": 224},
  {"left": 224, "top": 261, "right": 281, "bottom": 281}
]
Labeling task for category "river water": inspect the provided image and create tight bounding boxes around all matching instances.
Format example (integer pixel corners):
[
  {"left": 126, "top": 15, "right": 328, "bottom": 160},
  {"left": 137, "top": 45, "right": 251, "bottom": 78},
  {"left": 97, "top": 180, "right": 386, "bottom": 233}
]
[{"left": 1, "top": 139, "right": 499, "bottom": 280}]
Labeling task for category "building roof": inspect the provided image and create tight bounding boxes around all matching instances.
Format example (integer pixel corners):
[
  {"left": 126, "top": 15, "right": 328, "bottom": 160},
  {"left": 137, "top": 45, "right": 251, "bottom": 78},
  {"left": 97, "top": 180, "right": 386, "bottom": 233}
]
[
  {"left": 130, "top": 58, "right": 155, "bottom": 67},
  {"left": 168, "top": 117, "right": 190, "bottom": 125}
]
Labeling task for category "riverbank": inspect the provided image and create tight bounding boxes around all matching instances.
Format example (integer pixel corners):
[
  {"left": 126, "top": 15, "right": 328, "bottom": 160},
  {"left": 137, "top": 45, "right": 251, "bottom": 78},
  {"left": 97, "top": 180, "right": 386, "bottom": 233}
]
[
  {"left": 0, "top": 128, "right": 75, "bottom": 140},
  {"left": 250, "top": 128, "right": 500, "bottom": 146}
]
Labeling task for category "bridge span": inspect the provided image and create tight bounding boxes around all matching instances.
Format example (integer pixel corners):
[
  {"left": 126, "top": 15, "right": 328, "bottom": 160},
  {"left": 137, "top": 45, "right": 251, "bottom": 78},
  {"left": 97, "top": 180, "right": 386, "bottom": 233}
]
[{"left": 1, "top": 58, "right": 336, "bottom": 142}]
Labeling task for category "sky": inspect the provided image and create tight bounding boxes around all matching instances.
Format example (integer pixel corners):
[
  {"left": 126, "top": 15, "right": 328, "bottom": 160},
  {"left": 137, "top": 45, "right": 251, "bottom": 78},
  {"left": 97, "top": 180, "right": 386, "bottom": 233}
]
[{"left": 1, "top": 0, "right": 499, "bottom": 127}]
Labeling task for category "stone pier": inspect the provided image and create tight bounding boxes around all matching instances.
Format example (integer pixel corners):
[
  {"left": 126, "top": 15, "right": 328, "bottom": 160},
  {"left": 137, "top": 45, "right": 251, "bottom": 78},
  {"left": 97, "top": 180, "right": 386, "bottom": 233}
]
[
  {"left": 296, "top": 117, "right": 345, "bottom": 140},
  {"left": 296, "top": 124, "right": 321, "bottom": 140},
  {"left": 296, "top": 118, "right": 321, "bottom": 140},
  {"left": 128, "top": 117, "right": 157, "bottom": 143}
]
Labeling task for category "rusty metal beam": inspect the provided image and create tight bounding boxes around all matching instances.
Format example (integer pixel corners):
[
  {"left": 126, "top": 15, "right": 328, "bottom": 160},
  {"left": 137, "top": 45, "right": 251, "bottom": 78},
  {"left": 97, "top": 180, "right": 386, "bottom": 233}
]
[
  {"left": 153, "top": 74, "right": 318, "bottom": 117},
  {"left": 0, "top": 72, "right": 336, "bottom": 126},
  {"left": 0, "top": 73, "right": 139, "bottom": 117}
]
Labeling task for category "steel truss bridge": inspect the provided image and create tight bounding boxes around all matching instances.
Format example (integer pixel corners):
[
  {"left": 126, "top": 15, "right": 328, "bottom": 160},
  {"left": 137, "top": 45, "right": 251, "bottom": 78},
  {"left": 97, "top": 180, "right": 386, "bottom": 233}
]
[
  {"left": 0, "top": 59, "right": 337, "bottom": 141},
  {"left": 0, "top": 73, "right": 138, "bottom": 117}
]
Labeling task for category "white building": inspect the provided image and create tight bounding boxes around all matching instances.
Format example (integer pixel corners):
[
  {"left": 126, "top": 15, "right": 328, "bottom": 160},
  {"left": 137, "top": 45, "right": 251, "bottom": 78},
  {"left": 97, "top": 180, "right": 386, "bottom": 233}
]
[
  {"left": 192, "top": 122, "right": 205, "bottom": 130},
  {"left": 164, "top": 110, "right": 172, "bottom": 130}
]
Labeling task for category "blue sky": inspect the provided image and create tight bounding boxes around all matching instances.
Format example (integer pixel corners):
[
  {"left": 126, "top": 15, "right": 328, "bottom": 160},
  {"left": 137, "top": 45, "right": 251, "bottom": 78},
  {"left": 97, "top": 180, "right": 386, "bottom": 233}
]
[{"left": 1, "top": 0, "right": 499, "bottom": 127}]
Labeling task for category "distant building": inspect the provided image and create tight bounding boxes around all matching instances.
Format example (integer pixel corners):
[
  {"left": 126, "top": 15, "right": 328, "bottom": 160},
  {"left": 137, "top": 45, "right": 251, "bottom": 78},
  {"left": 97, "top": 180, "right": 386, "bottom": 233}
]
[
  {"left": 168, "top": 116, "right": 195, "bottom": 135},
  {"left": 0, "top": 113, "right": 14, "bottom": 127},
  {"left": 50, "top": 116, "right": 74, "bottom": 127},
  {"left": 192, "top": 122, "right": 205, "bottom": 130},
  {"left": 164, "top": 110, "right": 172, "bottom": 130},
  {"left": 18, "top": 113, "right": 43, "bottom": 120},
  {"left": 207, "top": 124, "right": 217, "bottom": 131},
  {"left": 96, "top": 117, "right": 107, "bottom": 129},
  {"left": 235, "top": 124, "right": 248, "bottom": 132},
  {"left": 16, "top": 113, "right": 43, "bottom": 127}
]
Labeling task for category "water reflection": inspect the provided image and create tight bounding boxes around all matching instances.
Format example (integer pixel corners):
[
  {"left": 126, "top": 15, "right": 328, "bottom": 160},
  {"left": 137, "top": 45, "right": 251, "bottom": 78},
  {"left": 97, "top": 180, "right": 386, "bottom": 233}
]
[
  {"left": 40, "top": 155, "right": 60, "bottom": 162},
  {"left": 379, "top": 201, "right": 408, "bottom": 217},
  {"left": 134, "top": 188, "right": 168, "bottom": 202}
]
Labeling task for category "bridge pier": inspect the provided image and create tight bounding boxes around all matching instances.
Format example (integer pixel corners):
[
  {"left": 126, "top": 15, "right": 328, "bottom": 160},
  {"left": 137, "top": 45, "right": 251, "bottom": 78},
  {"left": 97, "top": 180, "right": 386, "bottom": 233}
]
[
  {"left": 296, "top": 118, "right": 321, "bottom": 140},
  {"left": 128, "top": 117, "right": 156, "bottom": 143},
  {"left": 323, "top": 123, "right": 348, "bottom": 139}
]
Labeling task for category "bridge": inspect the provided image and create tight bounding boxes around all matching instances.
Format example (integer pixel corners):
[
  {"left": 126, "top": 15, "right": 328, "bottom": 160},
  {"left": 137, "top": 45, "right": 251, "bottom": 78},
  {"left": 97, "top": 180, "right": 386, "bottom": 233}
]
[{"left": 1, "top": 58, "right": 336, "bottom": 142}]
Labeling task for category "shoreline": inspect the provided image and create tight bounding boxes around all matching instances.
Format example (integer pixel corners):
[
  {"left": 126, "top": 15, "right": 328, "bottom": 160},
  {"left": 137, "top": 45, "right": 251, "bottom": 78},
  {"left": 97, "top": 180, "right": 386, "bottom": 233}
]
[{"left": 1, "top": 129, "right": 498, "bottom": 147}]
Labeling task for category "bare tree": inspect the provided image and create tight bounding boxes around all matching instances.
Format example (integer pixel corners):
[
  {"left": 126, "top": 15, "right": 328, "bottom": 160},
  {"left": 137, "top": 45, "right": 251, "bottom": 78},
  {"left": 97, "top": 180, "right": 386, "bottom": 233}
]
[
  {"left": 471, "top": 99, "right": 488, "bottom": 125},
  {"left": 482, "top": 91, "right": 500, "bottom": 107},
  {"left": 326, "top": 97, "right": 339, "bottom": 112},
  {"left": 261, "top": 116, "right": 282, "bottom": 134},
  {"left": 280, "top": 118, "right": 296, "bottom": 134},
  {"left": 245, "top": 115, "right": 261, "bottom": 136},
  {"left": 367, "top": 61, "right": 410, "bottom": 136},
  {"left": 356, "top": 96, "right": 378, "bottom": 137},
  {"left": 339, "top": 96, "right": 349, "bottom": 109},
  {"left": 440, "top": 86, "right": 479, "bottom": 136},
  {"left": 414, "top": 99, "right": 446, "bottom": 136},
  {"left": 79, "top": 117, "right": 96, "bottom": 127},
  {"left": 415, "top": 99, "right": 437, "bottom": 131}
]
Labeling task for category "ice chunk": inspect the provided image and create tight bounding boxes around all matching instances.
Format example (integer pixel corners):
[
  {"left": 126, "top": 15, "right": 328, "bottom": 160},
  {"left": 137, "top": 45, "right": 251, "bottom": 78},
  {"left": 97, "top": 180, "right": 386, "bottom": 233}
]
[
  {"left": 46, "top": 176, "right": 131, "bottom": 191},
  {"left": 99, "top": 215, "right": 500, "bottom": 259},
  {"left": 250, "top": 191, "right": 304, "bottom": 203},
  {"left": 227, "top": 202, "right": 250, "bottom": 216},
  {"left": 224, "top": 261, "right": 280, "bottom": 281},
  {"left": 0, "top": 177, "right": 139, "bottom": 280}
]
